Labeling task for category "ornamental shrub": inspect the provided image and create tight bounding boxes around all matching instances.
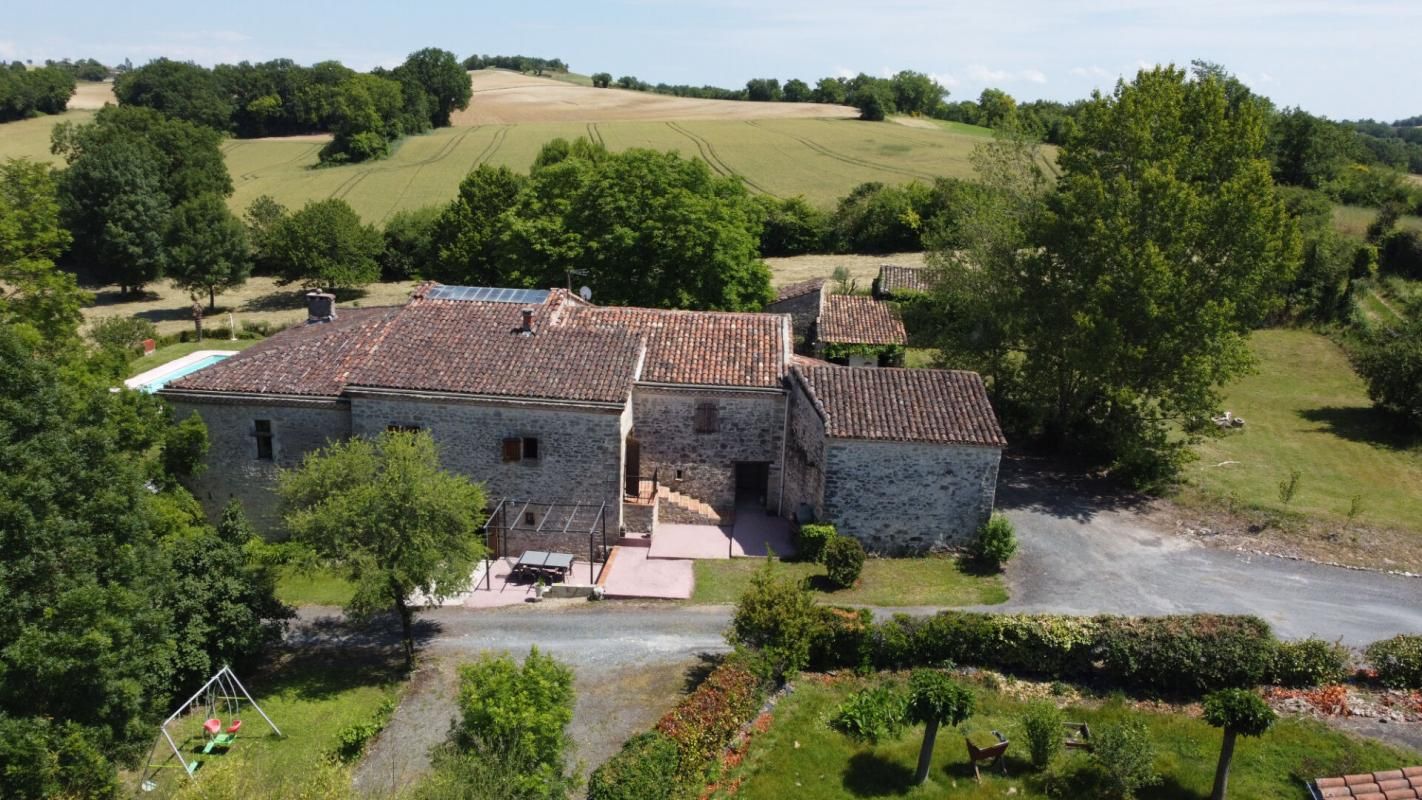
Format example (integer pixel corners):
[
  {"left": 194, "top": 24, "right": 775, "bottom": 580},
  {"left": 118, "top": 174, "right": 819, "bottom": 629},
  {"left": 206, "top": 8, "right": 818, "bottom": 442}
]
[
  {"left": 911, "top": 612, "right": 1098, "bottom": 678},
  {"left": 1272, "top": 638, "right": 1349, "bottom": 688},
  {"left": 586, "top": 731, "right": 680, "bottom": 800},
  {"left": 1021, "top": 700, "right": 1065, "bottom": 768},
  {"left": 1093, "top": 615, "right": 1276, "bottom": 694},
  {"left": 1091, "top": 721, "right": 1161, "bottom": 799},
  {"left": 1365, "top": 634, "right": 1422, "bottom": 689},
  {"left": 869, "top": 613, "right": 924, "bottom": 670},
  {"left": 796, "top": 523, "right": 837, "bottom": 563},
  {"left": 971, "top": 513, "right": 1017, "bottom": 570},
  {"left": 728, "top": 558, "right": 819, "bottom": 681},
  {"left": 808, "top": 606, "right": 874, "bottom": 671},
  {"left": 656, "top": 661, "right": 764, "bottom": 788},
  {"left": 830, "top": 683, "right": 907, "bottom": 744},
  {"left": 824, "top": 536, "right": 866, "bottom": 589},
  {"left": 455, "top": 646, "right": 575, "bottom": 785}
]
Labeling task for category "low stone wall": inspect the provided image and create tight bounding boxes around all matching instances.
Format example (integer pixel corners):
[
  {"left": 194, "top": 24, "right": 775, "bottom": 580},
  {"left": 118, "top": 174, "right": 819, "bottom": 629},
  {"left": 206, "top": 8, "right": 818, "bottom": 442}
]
[{"left": 622, "top": 502, "right": 656, "bottom": 534}]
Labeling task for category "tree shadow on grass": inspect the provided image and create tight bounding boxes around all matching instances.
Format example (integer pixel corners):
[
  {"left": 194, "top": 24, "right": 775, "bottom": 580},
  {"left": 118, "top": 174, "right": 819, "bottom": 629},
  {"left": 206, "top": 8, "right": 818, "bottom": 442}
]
[
  {"left": 842, "top": 751, "right": 916, "bottom": 797},
  {"left": 240, "top": 287, "right": 368, "bottom": 313},
  {"left": 256, "top": 646, "right": 407, "bottom": 703},
  {"left": 1297, "top": 406, "right": 1419, "bottom": 451}
]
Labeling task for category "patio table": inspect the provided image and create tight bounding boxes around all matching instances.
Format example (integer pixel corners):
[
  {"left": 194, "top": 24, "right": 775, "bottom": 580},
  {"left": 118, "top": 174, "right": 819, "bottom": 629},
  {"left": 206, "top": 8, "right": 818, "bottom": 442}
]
[{"left": 513, "top": 550, "right": 575, "bottom": 582}]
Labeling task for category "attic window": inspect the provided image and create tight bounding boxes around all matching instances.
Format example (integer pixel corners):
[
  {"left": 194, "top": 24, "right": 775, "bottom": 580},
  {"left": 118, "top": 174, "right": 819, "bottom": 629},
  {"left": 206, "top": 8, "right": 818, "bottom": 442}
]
[
  {"left": 502, "top": 436, "right": 540, "bottom": 462},
  {"left": 693, "top": 402, "right": 719, "bottom": 434}
]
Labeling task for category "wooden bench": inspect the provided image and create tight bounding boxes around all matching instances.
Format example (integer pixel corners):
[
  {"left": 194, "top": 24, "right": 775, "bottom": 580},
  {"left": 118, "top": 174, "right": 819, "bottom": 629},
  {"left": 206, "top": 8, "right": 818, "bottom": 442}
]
[
  {"left": 966, "top": 731, "right": 1009, "bottom": 782},
  {"left": 1064, "top": 721, "right": 1092, "bottom": 752}
]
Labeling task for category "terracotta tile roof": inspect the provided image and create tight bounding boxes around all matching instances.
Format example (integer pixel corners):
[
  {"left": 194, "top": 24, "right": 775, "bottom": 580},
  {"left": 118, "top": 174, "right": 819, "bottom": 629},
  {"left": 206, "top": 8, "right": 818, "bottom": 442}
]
[
  {"left": 794, "top": 365, "right": 1006, "bottom": 447},
  {"left": 877, "top": 264, "right": 931, "bottom": 296},
  {"left": 771, "top": 278, "right": 826, "bottom": 304},
  {"left": 567, "top": 306, "right": 788, "bottom": 388},
  {"left": 166, "top": 307, "right": 401, "bottom": 397},
  {"left": 346, "top": 299, "right": 642, "bottom": 404},
  {"left": 1313, "top": 767, "right": 1422, "bottom": 799},
  {"left": 817, "top": 295, "right": 907, "bottom": 346}
]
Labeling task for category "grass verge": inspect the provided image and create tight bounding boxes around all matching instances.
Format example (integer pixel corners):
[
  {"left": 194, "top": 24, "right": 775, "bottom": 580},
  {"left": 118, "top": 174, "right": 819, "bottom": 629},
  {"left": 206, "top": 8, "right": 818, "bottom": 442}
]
[
  {"left": 716, "top": 674, "right": 1413, "bottom": 800},
  {"left": 276, "top": 565, "right": 357, "bottom": 607},
  {"left": 691, "top": 557, "right": 1006, "bottom": 606}
]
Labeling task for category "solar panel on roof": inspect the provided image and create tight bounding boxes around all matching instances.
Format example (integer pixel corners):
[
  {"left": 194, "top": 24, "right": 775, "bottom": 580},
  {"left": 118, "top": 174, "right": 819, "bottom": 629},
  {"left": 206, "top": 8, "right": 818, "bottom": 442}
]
[{"left": 427, "top": 285, "right": 550, "bottom": 304}]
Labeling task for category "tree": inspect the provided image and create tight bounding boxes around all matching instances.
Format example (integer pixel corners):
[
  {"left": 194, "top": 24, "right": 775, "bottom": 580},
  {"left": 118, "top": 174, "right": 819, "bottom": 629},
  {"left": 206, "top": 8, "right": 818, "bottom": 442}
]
[
  {"left": 278, "top": 430, "right": 487, "bottom": 667},
  {"left": 1272, "top": 107, "right": 1356, "bottom": 189},
  {"left": 453, "top": 647, "right": 575, "bottom": 797},
  {"left": 976, "top": 88, "right": 1017, "bottom": 128},
  {"left": 891, "top": 71, "right": 945, "bottom": 116},
  {"left": 0, "top": 65, "right": 75, "bottom": 121},
  {"left": 930, "top": 66, "right": 1300, "bottom": 486},
  {"left": 906, "top": 670, "right": 974, "bottom": 785},
  {"left": 394, "top": 47, "right": 472, "bottom": 128},
  {"left": 753, "top": 195, "right": 827, "bottom": 256},
  {"left": 782, "top": 78, "right": 811, "bottom": 103},
  {"left": 1353, "top": 303, "right": 1422, "bottom": 430},
  {"left": 854, "top": 82, "right": 892, "bottom": 121},
  {"left": 812, "top": 77, "right": 847, "bottom": 105},
  {"left": 243, "top": 194, "right": 288, "bottom": 273},
  {"left": 591, "top": 72, "right": 612, "bottom": 88},
  {"left": 431, "top": 164, "right": 527, "bottom": 284},
  {"left": 166, "top": 193, "right": 253, "bottom": 309},
  {"left": 1092, "top": 721, "right": 1160, "bottom": 799},
  {"left": 381, "top": 205, "right": 441, "bottom": 280},
  {"left": 112, "top": 58, "right": 233, "bottom": 131},
  {"left": 267, "top": 198, "right": 383, "bottom": 289},
  {"left": 745, "top": 78, "right": 781, "bottom": 102},
  {"left": 1202, "top": 689, "right": 1276, "bottom": 800},
  {"left": 0, "top": 159, "right": 87, "bottom": 341},
  {"left": 726, "top": 558, "right": 818, "bottom": 681}
]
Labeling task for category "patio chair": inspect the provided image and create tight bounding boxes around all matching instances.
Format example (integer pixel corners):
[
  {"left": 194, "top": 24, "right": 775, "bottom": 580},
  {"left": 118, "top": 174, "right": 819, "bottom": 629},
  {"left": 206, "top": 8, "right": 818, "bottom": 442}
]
[{"left": 966, "top": 730, "right": 1009, "bottom": 782}]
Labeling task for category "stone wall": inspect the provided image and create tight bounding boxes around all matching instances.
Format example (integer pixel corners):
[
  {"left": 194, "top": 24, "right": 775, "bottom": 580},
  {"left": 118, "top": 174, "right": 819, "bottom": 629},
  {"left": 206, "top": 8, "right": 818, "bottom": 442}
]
[
  {"left": 781, "top": 378, "right": 826, "bottom": 522},
  {"left": 766, "top": 290, "right": 823, "bottom": 353},
  {"left": 167, "top": 395, "right": 352, "bottom": 534},
  {"left": 349, "top": 393, "right": 628, "bottom": 527},
  {"left": 632, "top": 387, "right": 785, "bottom": 514},
  {"left": 822, "top": 438, "right": 1000, "bottom": 554}
]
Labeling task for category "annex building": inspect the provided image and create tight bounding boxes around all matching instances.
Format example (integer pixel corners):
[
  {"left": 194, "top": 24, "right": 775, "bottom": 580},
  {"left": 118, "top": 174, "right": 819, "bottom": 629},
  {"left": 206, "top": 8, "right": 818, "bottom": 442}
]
[{"left": 162, "top": 284, "right": 1005, "bottom": 554}]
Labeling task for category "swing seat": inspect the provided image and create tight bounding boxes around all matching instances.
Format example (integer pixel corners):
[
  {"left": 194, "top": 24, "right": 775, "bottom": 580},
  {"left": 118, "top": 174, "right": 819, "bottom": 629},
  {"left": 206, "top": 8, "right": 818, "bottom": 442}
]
[
  {"left": 203, "top": 718, "right": 222, "bottom": 736},
  {"left": 225, "top": 720, "right": 242, "bottom": 735}
]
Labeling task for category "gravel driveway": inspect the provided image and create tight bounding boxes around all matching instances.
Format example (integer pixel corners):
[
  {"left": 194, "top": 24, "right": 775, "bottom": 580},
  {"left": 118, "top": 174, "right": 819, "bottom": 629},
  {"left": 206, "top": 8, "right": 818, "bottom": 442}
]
[{"left": 991, "top": 458, "right": 1422, "bottom": 645}]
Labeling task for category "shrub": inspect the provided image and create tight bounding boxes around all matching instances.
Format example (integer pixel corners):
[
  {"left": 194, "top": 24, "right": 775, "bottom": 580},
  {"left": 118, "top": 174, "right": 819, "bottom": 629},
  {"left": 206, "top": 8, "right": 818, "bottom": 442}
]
[
  {"left": 823, "top": 536, "right": 866, "bottom": 589},
  {"left": 656, "top": 661, "right": 764, "bottom": 788},
  {"left": 869, "top": 613, "right": 923, "bottom": 670},
  {"left": 830, "top": 683, "right": 907, "bottom": 744},
  {"left": 808, "top": 606, "right": 874, "bottom": 671},
  {"left": 455, "top": 646, "right": 575, "bottom": 792},
  {"left": 1021, "top": 700, "right": 1065, "bottom": 768},
  {"left": 796, "top": 522, "right": 837, "bottom": 563},
  {"left": 1365, "top": 634, "right": 1422, "bottom": 689},
  {"left": 329, "top": 697, "right": 396, "bottom": 763},
  {"left": 1091, "top": 720, "right": 1160, "bottom": 799},
  {"left": 727, "top": 558, "right": 819, "bottom": 681},
  {"left": 0, "top": 715, "right": 119, "bottom": 800},
  {"left": 88, "top": 315, "right": 157, "bottom": 354},
  {"left": 1272, "top": 638, "right": 1349, "bottom": 688},
  {"left": 586, "top": 731, "right": 680, "bottom": 800},
  {"left": 910, "top": 612, "right": 1099, "bottom": 677},
  {"left": 1093, "top": 615, "right": 1277, "bottom": 694},
  {"left": 971, "top": 513, "right": 1017, "bottom": 570}
]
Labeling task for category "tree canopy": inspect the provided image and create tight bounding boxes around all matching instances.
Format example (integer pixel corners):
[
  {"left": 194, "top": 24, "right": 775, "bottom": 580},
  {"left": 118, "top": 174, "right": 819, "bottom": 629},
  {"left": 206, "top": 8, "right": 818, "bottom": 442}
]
[
  {"left": 165, "top": 193, "right": 253, "bottom": 309},
  {"left": 267, "top": 198, "right": 383, "bottom": 289},
  {"left": 278, "top": 429, "right": 487, "bottom": 666},
  {"left": 0, "top": 159, "right": 87, "bottom": 342}
]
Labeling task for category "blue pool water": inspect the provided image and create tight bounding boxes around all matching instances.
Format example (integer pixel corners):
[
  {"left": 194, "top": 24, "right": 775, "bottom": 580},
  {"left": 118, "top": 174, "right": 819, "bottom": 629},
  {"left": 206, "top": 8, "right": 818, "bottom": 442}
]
[{"left": 140, "top": 354, "right": 232, "bottom": 393}]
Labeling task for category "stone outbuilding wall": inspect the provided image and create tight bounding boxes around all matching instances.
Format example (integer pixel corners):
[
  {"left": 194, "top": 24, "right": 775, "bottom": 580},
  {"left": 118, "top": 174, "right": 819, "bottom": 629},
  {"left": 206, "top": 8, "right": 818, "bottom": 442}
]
[
  {"left": 821, "top": 439, "right": 1000, "bottom": 554},
  {"left": 765, "top": 285, "right": 825, "bottom": 353},
  {"left": 780, "top": 379, "right": 826, "bottom": 521},
  {"left": 631, "top": 386, "right": 785, "bottom": 514},
  {"left": 167, "top": 395, "right": 352, "bottom": 534}
]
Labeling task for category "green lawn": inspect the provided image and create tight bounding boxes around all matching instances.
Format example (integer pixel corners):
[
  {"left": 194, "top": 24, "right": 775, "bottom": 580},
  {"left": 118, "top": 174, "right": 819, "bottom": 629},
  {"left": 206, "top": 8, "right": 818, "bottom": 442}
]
[
  {"left": 125, "top": 338, "right": 261, "bottom": 378},
  {"left": 144, "top": 651, "right": 405, "bottom": 797},
  {"left": 1188, "top": 329, "right": 1422, "bottom": 536},
  {"left": 692, "top": 557, "right": 1006, "bottom": 607},
  {"left": 717, "top": 675, "right": 1413, "bottom": 800},
  {"left": 276, "top": 565, "right": 357, "bottom": 607}
]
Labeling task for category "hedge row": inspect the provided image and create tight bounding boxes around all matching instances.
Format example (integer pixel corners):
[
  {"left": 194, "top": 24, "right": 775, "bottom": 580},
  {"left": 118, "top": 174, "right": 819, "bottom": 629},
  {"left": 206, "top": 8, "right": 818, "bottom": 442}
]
[
  {"left": 808, "top": 610, "right": 1357, "bottom": 695},
  {"left": 588, "top": 661, "right": 765, "bottom": 800}
]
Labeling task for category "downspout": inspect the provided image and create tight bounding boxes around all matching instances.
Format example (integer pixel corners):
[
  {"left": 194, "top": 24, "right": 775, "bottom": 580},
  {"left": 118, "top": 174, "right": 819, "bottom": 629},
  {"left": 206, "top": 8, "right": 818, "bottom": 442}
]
[{"left": 776, "top": 313, "right": 791, "bottom": 516}]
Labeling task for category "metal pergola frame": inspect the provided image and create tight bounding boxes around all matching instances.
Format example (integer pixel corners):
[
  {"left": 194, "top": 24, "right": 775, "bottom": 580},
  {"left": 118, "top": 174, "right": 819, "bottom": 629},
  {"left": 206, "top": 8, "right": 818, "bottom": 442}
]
[
  {"left": 480, "top": 498, "right": 609, "bottom": 587},
  {"left": 139, "top": 665, "right": 282, "bottom": 790}
]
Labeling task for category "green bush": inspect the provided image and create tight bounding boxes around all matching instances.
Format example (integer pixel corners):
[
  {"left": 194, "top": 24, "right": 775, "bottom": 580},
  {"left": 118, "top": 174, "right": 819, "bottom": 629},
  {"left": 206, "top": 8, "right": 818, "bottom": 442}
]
[
  {"left": 656, "top": 661, "right": 764, "bottom": 788},
  {"left": 971, "top": 513, "right": 1018, "bottom": 570},
  {"left": 454, "top": 647, "right": 575, "bottom": 796},
  {"left": 1091, "top": 720, "right": 1160, "bottom": 799},
  {"left": 1273, "top": 638, "right": 1350, "bottom": 688},
  {"left": 728, "top": 558, "right": 819, "bottom": 681},
  {"left": 1020, "top": 700, "right": 1065, "bottom": 768},
  {"left": 908, "top": 613, "right": 1099, "bottom": 678},
  {"left": 586, "top": 731, "right": 680, "bottom": 800},
  {"left": 796, "top": 523, "right": 837, "bottom": 563},
  {"left": 88, "top": 315, "right": 157, "bottom": 354},
  {"left": 830, "top": 683, "right": 907, "bottom": 744},
  {"left": 1093, "top": 615, "right": 1277, "bottom": 694},
  {"left": 329, "top": 697, "right": 396, "bottom": 763},
  {"left": 823, "top": 537, "right": 866, "bottom": 589},
  {"left": 869, "top": 614, "right": 924, "bottom": 670},
  {"left": 1366, "top": 634, "right": 1422, "bottom": 689},
  {"left": 808, "top": 606, "right": 874, "bottom": 672},
  {"left": 0, "top": 715, "right": 119, "bottom": 800}
]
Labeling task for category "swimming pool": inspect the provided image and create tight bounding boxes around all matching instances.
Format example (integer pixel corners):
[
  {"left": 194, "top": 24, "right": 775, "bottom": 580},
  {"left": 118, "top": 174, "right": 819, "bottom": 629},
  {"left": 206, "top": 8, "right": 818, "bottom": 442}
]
[{"left": 124, "top": 351, "right": 236, "bottom": 393}]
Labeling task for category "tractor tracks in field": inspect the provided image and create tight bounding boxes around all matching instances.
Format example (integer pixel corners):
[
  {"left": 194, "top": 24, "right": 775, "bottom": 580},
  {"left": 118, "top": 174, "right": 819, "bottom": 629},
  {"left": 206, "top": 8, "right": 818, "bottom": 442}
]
[
  {"left": 585, "top": 122, "right": 605, "bottom": 148},
  {"left": 664, "top": 121, "right": 776, "bottom": 196},
  {"left": 467, "top": 125, "right": 509, "bottom": 171},
  {"left": 238, "top": 143, "right": 321, "bottom": 183},
  {"left": 745, "top": 119, "right": 939, "bottom": 182}
]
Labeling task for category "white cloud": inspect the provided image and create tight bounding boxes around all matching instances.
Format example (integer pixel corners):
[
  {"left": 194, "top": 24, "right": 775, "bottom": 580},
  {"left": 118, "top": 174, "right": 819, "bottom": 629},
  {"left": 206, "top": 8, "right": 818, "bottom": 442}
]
[
  {"left": 968, "top": 64, "right": 1012, "bottom": 83},
  {"left": 1070, "top": 65, "right": 1113, "bottom": 79},
  {"left": 930, "top": 71, "right": 960, "bottom": 88},
  {"left": 0, "top": 41, "right": 15, "bottom": 61},
  {"left": 1021, "top": 68, "right": 1047, "bottom": 84},
  {"left": 1259, "top": 71, "right": 1275, "bottom": 83},
  {"left": 834, "top": 66, "right": 856, "bottom": 79}
]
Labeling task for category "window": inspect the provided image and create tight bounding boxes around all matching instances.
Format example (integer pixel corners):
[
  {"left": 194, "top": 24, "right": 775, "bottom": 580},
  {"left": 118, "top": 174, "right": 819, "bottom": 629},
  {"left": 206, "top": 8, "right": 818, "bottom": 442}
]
[
  {"left": 693, "top": 401, "right": 719, "bottom": 433},
  {"left": 502, "top": 436, "right": 541, "bottom": 462},
  {"left": 675, "top": 468, "right": 685, "bottom": 481},
  {"left": 524, "top": 511, "right": 536, "bottom": 526},
  {"left": 254, "top": 420, "right": 273, "bottom": 460}
]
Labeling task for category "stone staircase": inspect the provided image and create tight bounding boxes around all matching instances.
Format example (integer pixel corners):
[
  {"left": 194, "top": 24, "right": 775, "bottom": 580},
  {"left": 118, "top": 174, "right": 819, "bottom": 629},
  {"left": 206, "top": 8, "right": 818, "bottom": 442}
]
[{"left": 656, "top": 485, "right": 732, "bottom": 525}]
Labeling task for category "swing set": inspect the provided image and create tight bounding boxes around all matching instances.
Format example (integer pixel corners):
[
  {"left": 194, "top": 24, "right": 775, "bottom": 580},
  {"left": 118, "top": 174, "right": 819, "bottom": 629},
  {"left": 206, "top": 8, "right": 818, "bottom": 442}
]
[{"left": 138, "top": 665, "right": 282, "bottom": 792}]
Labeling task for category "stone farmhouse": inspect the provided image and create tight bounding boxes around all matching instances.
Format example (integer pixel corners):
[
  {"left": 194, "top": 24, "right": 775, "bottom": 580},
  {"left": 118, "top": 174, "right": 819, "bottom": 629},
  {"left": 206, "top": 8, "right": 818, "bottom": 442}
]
[
  {"left": 765, "top": 276, "right": 909, "bottom": 367},
  {"left": 162, "top": 284, "right": 1005, "bottom": 554}
]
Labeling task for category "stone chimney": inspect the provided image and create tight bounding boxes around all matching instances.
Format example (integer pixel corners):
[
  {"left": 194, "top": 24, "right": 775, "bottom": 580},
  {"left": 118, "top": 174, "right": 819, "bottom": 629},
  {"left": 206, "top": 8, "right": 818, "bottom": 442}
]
[
  {"left": 306, "top": 291, "right": 336, "bottom": 324},
  {"left": 516, "top": 307, "right": 535, "bottom": 336}
]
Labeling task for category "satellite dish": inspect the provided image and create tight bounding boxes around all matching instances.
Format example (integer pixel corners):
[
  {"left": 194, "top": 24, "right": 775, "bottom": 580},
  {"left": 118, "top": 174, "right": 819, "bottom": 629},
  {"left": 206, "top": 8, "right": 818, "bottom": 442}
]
[{"left": 579, "top": 286, "right": 593, "bottom": 301}]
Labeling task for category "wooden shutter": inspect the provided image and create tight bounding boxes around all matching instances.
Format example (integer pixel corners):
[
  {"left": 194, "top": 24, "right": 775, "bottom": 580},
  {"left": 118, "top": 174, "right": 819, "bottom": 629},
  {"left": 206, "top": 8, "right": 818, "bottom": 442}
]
[
  {"left": 694, "top": 402, "right": 718, "bottom": 433},
  {"left": 502, "top": 437, "right": 522, "bottom": 462}
]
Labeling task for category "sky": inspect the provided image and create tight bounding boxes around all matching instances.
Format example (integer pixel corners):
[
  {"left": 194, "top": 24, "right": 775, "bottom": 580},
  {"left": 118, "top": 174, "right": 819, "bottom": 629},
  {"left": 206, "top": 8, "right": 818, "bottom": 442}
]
[{"left": 3, "top": 0, "right": 1419, "bottom": 121}]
